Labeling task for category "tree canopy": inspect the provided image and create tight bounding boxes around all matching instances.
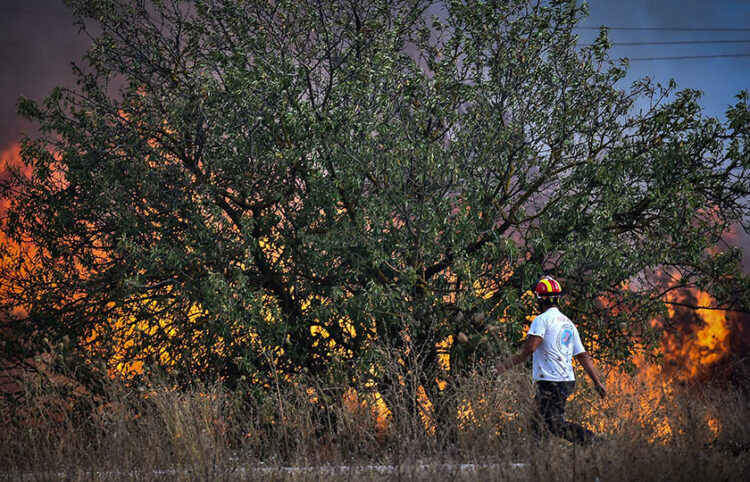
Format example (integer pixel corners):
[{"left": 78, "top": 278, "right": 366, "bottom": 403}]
[{"left": 1, "top": 0, "right": 749, "bottom": 393}]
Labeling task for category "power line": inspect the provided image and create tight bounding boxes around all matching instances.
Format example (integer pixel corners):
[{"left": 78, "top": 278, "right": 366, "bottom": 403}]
[
  {"left": 624, "top": 53, "right": 750, "bottom": 61},
  {"left": 0, "top": 8, "right": 72, "bottom": 16},
  {"left": 575, "top": 26, "right": 750, "bottom": 32},
  {"left": 608, "top": 39, "right": 750, "bottom": 46}
]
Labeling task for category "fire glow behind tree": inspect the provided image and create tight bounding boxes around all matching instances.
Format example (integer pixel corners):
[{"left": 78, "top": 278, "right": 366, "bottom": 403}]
[{"left": 0, "top": 0, "right": 748, "bottom": 409}]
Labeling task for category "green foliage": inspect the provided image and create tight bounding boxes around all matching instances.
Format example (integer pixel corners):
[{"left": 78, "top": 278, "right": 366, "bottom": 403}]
[{"left": 1, "top": 0, "right": 748, "bottom": 392}]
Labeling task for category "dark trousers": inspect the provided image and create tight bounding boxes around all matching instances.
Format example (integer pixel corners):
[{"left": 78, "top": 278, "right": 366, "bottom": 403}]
[{"left": 532, "top": 381, "right": 594, "bottom": 445}]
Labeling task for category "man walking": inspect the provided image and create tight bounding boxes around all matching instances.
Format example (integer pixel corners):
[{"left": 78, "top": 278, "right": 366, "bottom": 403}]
[{"left": 494, "top": 275, "right": 607, "bottom": 445}]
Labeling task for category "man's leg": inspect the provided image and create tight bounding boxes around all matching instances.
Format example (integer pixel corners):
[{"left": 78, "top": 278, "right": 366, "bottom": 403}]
[
  {"left": 530, "top": 382, "right": 547, "bottom": 440},
  {"left": 553, "top": 381, "right": 595, "bottom": 445},
  {"left": 536, "top": 381, "right": 566, "bottom": 435},
  {"left": 535, "top": 381, "right": 596, "bottom": 445},
  {"left": 532, "top": 381, "right": 560, "bottom": 440}
]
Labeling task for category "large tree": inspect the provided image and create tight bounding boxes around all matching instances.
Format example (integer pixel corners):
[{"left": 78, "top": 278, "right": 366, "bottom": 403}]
[{"left": 1, "top": 0, "right": 749, "bottom": 395}]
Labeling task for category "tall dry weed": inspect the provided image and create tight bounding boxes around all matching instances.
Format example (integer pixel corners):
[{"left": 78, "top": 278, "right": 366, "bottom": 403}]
[{"left": 1, "top": 361, "right": 748, "bottom": 481}]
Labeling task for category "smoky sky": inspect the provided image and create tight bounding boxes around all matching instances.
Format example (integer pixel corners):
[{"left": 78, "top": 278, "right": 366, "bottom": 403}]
[
  {"left": 0, "top": 0, "right": 90, "bottom": 152},
  {"left": 1, "top": 0, "right": 748, "bottom": 266},
  {"left": 579, "top": 0, "right": 750, "bottom": 119},
  {"left": 2, "top": 0, "right": 749, "bottom": 149}
]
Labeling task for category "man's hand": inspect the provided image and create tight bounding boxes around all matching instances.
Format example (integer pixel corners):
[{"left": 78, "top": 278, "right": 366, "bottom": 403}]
[
  {"left": 594, "top": 381, "right": 607, "bottom": 399},
  {"left": 492, "top": 361, "right": 508, "bottom": 378},
  {"left": 574, "top": 351, "right": 608, "bottom": 399}
]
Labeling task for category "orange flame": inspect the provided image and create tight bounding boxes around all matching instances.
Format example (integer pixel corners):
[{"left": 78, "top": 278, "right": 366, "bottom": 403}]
[
  {"left": 662, "top": 290, "right": 731, "bottom": 380},
  {"left": 579, "top": 286, "right": 733, "bottom": 444}
]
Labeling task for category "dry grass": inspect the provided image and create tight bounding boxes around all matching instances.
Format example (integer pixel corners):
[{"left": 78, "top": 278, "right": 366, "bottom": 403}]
[{"left": 1, "top": 363, "right": 748, "bottom": 481}]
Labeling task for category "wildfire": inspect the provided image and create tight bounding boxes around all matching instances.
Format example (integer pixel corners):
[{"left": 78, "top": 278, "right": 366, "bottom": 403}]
[
  {"left": 663, "top": 290, "right": 731, "bottom": 380},
  {"left": 1, "top": 138, "right": 743, "bottom": 443},
  {"left": 577, "top": 286, "right": 735, "bottom": 444}
]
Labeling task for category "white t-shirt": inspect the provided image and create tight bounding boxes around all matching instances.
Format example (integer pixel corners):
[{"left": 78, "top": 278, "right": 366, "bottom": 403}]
[{"left": 526, "top": 307, "right": 585, "bottom": 382}]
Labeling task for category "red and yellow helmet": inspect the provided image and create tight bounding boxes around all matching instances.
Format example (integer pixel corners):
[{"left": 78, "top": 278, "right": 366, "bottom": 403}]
[{"left": 534, "top": 275, "right": 563, "bottom": 298}]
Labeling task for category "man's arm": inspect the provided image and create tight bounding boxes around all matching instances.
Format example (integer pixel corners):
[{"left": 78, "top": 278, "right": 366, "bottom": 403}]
[
  {"left": 494, "top": 335, "right": 543, "bottom": 375},
  {"left": 574, "top": 351, "right": 607, "bottom": 398}
]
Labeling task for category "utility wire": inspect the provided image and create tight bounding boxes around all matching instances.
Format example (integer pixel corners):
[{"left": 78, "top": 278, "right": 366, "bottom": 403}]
[
  {"left": 624, "top": 53, "right": 750, "bottom": 61},
  {"left": 575, "top": 26, "right": 750, "bottom": 32},
  {"left": 608, "top": 39, "right": 750, "bottom": 46}
]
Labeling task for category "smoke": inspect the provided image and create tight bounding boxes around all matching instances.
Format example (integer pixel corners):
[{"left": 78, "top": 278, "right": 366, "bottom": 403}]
[
  {"left": 579, "top": 0, "right": 750, "bottom": 121},
  {"left": 737, "top": 225, "right": 750, "bottom": 273},
  {"left": 0, "top": 0, "right": 90, "bottom": 152}
]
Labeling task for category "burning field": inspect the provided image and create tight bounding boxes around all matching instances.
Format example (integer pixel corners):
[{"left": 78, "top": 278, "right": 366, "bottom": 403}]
[
  {"left": 574, "top": 286, "right": 749, "bottom": 447},
  {"left": 1, "top": 138, "right": 749, "bottom": 478},
  {"left": 0, "top": 284, "right": 748, "bottom": 481}
]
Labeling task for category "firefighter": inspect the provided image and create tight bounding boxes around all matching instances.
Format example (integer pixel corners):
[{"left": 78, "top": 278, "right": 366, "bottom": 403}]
[{"left": 494, "top": 275, "right": 607, "bottom": 445}]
